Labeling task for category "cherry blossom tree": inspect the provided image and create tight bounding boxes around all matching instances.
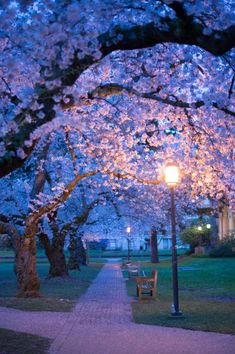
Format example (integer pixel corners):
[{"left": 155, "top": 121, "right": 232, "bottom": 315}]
[
  {"left": 0, "top": 0, "right": 234, "bottom": 296},
  {"left": 0, "top": 133, "right": 99, "bottom": 295}
]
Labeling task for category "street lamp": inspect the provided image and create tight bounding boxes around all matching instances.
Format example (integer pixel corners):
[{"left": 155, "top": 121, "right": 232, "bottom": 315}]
[
  {"left": 126, "top": 226, "right": 131, "bottom": 262},
  {"left": 206, "top": 223, "right": 211, "bottom": 229},
  {"left": 164, "top": 163, "right": 183, "bottom": 317}
]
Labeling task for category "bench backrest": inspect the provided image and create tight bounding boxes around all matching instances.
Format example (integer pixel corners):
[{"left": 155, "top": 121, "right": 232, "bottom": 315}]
[{"left": 151, "top": 270, "right": 158, "bottom": 286}]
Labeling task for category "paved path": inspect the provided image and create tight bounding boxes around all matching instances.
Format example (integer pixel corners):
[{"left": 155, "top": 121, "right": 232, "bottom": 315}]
[
  {"left": 0, "top": 307, "right": 69, "bottom": 339},
  {"left": 49, "top": 260, "right": 235, "bottom": 354},
  {"left": 0, "top": 260, "right": 235, "bottom": 354}
]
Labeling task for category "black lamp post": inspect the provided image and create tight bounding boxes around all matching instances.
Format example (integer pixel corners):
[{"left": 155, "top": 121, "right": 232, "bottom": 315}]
[
  {"left": 126, "top": 226, "right": 131, "bottom": 261},
  {"left": 164, "top": 163, "right": 183, "bottom": 317}
]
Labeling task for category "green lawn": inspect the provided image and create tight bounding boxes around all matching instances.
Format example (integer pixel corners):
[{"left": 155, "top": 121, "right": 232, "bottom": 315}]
[
  {"left": 0, "top": 259, "right": 103, "bottom": 312},
  {"left": 89, "top": 248, "right": 187, "bottom": 262},
  {"left": 0, "top": 328, "right": 51, "bottom": 354},
  {"left": 126, "top": 257, "right": 235, "bottom": 334}
]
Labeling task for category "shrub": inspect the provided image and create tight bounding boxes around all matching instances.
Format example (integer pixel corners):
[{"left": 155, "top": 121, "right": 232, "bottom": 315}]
[
  {"left": 180, "top": 225, "right": 211, "bottom": 250},
  {"left": 209, "top": 234, "right": 235, "bottom": 257}
]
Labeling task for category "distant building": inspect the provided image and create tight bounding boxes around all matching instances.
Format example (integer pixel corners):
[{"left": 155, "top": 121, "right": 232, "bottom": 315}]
[
  {"left": 105, "top": 229, "right": 173, "bottom": 250},
  {"left": 218, "top": 205, "right": 235, "bottom": 239},
  {"left": 198, "top": 199, "right": 235, "bottom": 240}
]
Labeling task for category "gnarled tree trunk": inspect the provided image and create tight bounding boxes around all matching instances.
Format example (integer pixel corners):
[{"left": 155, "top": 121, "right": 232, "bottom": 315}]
[
  {"left": 13, "top": 140, "right": 50, "bottom": 296},
  {"left": 0, "top": 221, "right": 40, "bottom": 297},
  {"left": 150, "top": 226, "right": 159, "bottom": 263},
  {"left": 15, "top": 236, "right": 40, "bottom": 297},
  {"left": 48, "top": 247, "right": 68, "bottom": 277},
  {"left": 39, "top": 231, "right": 68, "bottom": 278}
]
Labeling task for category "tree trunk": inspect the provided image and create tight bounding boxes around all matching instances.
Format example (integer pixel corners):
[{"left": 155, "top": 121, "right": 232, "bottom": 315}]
[
  {"left": 39, "top": 232, "right": 68, "bottom": 277},
  {"left": 85, "top": 240, "right": 90, "bottom": 265},
  {"left": 68, "top": 236, "right": 80, "bottom": 270},
  {"left": 15, "top": 236, "right": 40, "bottom": 297},
  {"left": 48, "top": 247, "right": 68, "bottom": 277},
  {"left": 150, "top": 226, "right": 159, "bottom": 263},
  {"left": 0, "top": 220, "right": 40, "bottom": 297},
  {"left": 13, "top": 140, "right": 50, "bottom": 296},
  {"left": 77, "top": 237, "right": 87, "bottom": 265}
]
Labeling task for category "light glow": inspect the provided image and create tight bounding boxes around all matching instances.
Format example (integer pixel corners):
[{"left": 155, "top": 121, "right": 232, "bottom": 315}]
[
  {"left": 164, "top": 163, "right": 180, "bottom": 186},
  {"left": 206, "top": 224, "right": 211, "bottom": 229},
  {"left": 126, "top": 226, "right": 131, "bottom": 233}
]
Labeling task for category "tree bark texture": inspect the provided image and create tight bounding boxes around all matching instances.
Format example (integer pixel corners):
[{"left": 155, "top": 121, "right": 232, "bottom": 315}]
[
  {"left": 0, "top": 221, "right": 40, "bottom": 297},
  {"left": 150, "top": 226, "right": 159, "bottom": 263},
  {"left": 38, "top": 231, "right": 68, "bottom": 277},
  {"left": 14, "top": 141, "right": 50, "bottom": 296},
  {"left": 15, "top": 236, "right": 40, "bottom": 297},
  {"left": 48, "top": 246, "right": 68, "bottom": 277}
]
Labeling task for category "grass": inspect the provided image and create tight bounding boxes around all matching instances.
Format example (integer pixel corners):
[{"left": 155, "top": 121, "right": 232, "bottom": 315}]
[
  {"left": 126, "top": 256, "right": 235, "bottom": 335},
  {"left": 0, "top": 249, "right": 15, "bottom": 257},
  {"left": 0, "top": 254, "right": 103, "bottom": 353},
  {"left": 89, "top": 248, "right": 187, "bottom": 262},
  {"left": 0, "top": 248, "right": 186, "bottom": 258},
  {"left": 89, "top": 248, "right": 187, "bottom": 257},
  {"left": 0, "top": 328, "right": 51, "bottom": 354},
  {"left": 0, "top": 259, "right": 103, "bottom": 312}
]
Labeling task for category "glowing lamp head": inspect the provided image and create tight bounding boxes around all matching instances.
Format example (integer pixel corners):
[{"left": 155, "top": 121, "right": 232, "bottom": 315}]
[
  {"left": 198, "top": 226, "right": 202, "bottom": 231},
  {"left": 126, "top": 226, "right": 131, "bottom": 233},
  {"left": 206, "top": 224, "right": 211, "bottom": 229},
  {"left": 164, "top": 163, "right": 180, "bottom": 187}
]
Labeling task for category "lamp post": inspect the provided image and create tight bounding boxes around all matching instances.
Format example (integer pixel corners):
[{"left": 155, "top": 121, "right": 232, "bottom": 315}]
[
  {"left": 126, "top": 226, "right": 131, "bottom": 262},
  {"left": 164, "top": 163, "right": 183, "bottom": 317}
]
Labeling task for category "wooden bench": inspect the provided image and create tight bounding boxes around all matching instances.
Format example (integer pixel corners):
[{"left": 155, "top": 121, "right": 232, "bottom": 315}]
[
  {"left": 136, "top": 270, "right": 158, "bottom": 301},
  {"left": 127, "top": 262, "right": 141, "bottom": 278}
]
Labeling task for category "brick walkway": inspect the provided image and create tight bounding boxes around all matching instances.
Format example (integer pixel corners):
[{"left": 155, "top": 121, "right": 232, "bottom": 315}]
[
  {"left": 49, "top": 260, "right": 235, "bottom": 354},
  {"left": 73, "top": 261, "right": 132, "bottom": 325},
  {"left": 49, "top": 260, "right": 133, "bottom": 353}
]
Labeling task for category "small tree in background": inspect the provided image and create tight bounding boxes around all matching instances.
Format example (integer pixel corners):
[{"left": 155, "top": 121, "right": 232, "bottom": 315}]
[{"left": 180, "top": 225, "right": 212, "bottom": 253}]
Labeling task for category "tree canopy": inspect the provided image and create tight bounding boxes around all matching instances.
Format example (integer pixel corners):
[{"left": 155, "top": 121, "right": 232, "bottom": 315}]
[{"left": 0, "top": 0, "right": 234, "bottom": 206}]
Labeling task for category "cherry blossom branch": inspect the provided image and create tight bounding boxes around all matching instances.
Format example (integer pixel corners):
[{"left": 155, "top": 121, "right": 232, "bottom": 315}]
[
  {"left": 64, "top": 128, "right": 79, "bottom": 178},
  {"left": 25, "top": 170, "right": 98, "bottom": 237},
  {"left": 24, "top": 165, "right": 161, "bottom": 238},
  {"left": 99, "top": 16, "right": 235, "bottom": 58},
  {"left": 61, "top": 198, "right": 100, "bottom": 235},
  {"left": 102, "top": 169, "right": 160, "bottom": 186},
  {"left": 87, "top": 83, "right": 235, "bottom": 118}
]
